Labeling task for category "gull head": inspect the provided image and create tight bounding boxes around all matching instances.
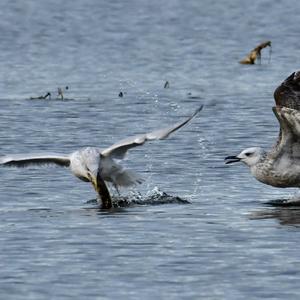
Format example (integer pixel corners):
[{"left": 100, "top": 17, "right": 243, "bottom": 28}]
[{"left": 225, "top": 147, "right": 264, "bottom": 167}]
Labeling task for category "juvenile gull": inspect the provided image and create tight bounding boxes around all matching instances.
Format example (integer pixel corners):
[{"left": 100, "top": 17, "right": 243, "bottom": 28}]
[
  {"left": 225, "top": 71, "right": 300, "bottom": 189},
  {"left": 0, "top": 106, "right": 202, "bottom": 208}
]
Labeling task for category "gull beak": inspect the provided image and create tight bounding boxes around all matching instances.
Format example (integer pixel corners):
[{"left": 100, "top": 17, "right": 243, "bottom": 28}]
[
  {"left": 88, "top": 171, "right": 98, "bottom": 190},
  {"left": 224, "top": 155, "right": 241, "bottom": 164}
]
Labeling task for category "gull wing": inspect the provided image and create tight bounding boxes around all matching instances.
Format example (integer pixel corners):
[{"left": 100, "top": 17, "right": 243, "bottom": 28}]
[
  {"left": 101, "top": 106, "right": 203, "bottom": 159},
  {"left": 274, "top": 71, "right": 300, "bottom": 110},
  {"left": 270, "top": 107, "right": 300, "bottom": 162},
  {"left": 270, "top": 72, "right": 300, "bottom": 160},
  {"left": 0, "top": 153, "right": 70, "bottom": 167}
]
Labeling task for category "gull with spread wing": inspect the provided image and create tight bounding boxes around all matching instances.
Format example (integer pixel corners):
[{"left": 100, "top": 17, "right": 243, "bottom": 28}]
[
  {"left": 0, "top": 106, "right": 202, "bottom": 208},
  {"left": 225, "top": 71, "right": 300, "bottom": 189}
]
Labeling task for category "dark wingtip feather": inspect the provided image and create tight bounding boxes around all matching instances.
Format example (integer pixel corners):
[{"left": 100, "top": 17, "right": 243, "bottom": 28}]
[
  {"left": 274, "top": 71, "right": 300, "bottom": 110},
  {"left": 194, "top": 105, "right": 204, "bottom": 116}
]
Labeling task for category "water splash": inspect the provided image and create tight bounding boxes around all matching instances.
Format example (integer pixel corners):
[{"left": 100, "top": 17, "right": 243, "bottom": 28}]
[{"left": 86, "top": 187, "right": 190, "bottom": 207}]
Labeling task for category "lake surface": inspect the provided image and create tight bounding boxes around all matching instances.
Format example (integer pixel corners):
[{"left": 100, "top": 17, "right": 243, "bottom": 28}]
[{"left": 1, "top": 0, "right": 300, "bottom": 299}]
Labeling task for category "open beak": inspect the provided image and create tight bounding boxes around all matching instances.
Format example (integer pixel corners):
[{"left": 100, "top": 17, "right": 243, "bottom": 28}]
[{"left": 224, "top": 155, "right": 241, "bottom": 164}]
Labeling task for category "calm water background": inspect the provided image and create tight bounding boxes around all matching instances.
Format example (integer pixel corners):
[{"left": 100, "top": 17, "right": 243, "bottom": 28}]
[{"left": 1, "top": 0, "right": 300, "bottom": 299}]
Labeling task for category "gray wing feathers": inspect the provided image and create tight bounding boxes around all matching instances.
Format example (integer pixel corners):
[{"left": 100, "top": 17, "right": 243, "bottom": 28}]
[
  {"left": 270, "top": 71, "right": 300, "bottom": 159},
  {"left": 270, "top": 107, "right": 300, "bottom": 160},
  {"left": 114, "top": 168, "right": 144, "bottom": 186},
  {"left": 0, "top": 154, "right": 70, "bottom": 167},
  {"left": 147, "top": 105, "right": 203, "bottom": 139},
  {"left": 101, "top": 106, "right": 203, "bottom": 159}
]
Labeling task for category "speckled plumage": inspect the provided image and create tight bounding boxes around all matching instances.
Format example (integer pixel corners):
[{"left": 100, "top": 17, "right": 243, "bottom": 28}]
[{"left": 226, "top": 71, "right": 300, "bottom": 189}]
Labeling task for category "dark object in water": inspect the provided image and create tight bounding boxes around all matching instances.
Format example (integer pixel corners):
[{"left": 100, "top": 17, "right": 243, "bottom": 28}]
[
  {"left": 87, "top": 168, "right": 112, "bottom": 209},
  {"left": 30, "top": 92, "right": 51, "bottom": 100},
  {"left": 119, "top": 91, "right": 124, "bottom": 97},
  {"left": 96, "top": 172, "right": 112, "bottom": 209},
  {"left": 164, "top": 81, "right": 170, "bottom": 88},
  {"left": 239, "top": 41, "right": 271, "bottom": 64},
  {"left": 187, "top": 92, "right": 202, "bottom": 100},
  {"left": 265, "top": 198, "right": 300, "bottom": 207},
  {"left": 86, "top": 191, "right": 190, "bottom": 208},
  {"left": 118, "top": 191, "right": 190, "bottom": 207}
]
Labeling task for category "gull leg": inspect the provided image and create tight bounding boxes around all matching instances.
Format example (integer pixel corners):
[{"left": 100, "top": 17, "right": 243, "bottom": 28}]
[{"left": 113, "top": 183, "right": 120, "bottom": 196}]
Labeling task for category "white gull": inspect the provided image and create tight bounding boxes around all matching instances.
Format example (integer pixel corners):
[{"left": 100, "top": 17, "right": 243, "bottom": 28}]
[{"left": 0, "top": 106, "right": 202, "bottom": 208}]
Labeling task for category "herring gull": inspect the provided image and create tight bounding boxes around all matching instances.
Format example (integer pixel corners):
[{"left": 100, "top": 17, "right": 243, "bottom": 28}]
[
  {"left": 225, "top": 71, "right": 300, "bottom": 189},
  {"left": 0, "top": 106, "right": 203, "bottom": 208}
]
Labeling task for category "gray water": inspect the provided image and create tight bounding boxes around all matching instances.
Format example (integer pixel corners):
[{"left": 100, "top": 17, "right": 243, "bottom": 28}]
[{"left": 1, "top": 0, "right": 300, "bottom": 299}]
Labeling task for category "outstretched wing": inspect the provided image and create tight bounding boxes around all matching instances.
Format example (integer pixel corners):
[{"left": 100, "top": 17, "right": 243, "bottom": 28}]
[
  {"left": 0, "top": 153, "right": 70, "bottom": 167},
  {"left": 270, "top": 72, "right": 300, "bottom": 160},
  {"left": 101, "top": 106, "right": 203, "bottom": 159}
]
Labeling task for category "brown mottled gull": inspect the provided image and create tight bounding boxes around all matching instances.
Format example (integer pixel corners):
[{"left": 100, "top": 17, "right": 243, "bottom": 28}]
[{"left": 225, "top": 71, "right": 300, "bottom": 188}]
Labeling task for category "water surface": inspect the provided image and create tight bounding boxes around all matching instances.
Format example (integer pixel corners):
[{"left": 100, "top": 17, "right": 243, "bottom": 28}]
[{"left": 1, "top": 0, "right": 300, "bottom": 299}]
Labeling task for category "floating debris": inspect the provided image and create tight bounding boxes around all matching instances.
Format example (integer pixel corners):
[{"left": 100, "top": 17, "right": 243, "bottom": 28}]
[
  {"left": 239, "top": 41, "right": 271, "bottom": 64},
  {"left": 264, "top": 198, "right": 300, "bottom": 207},
  {"left": 187, "top": 92, "right": 202, "bottom": 100},
  {"left": 30, "top": 92, "right": 51, "bottom": 100}
]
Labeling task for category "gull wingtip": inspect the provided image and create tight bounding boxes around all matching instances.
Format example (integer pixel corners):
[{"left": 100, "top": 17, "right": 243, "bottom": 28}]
[
  {"left": 193, "top": 105, "right": 204, "bottom": 116},
  {"left": 198, "top": 104, "right": 204, "bottom": 112}
]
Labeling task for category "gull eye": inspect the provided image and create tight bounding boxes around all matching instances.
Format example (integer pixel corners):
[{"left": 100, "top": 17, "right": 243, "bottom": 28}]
[{"left": 245, "top": 152, "right": 252, "bottom": 157}]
